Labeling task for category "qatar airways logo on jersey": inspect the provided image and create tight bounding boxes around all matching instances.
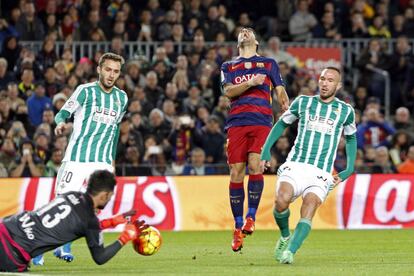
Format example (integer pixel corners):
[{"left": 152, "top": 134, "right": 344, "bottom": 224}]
[
  {"left": 93, "top": 107, "right": 118, "bottom": 125},
  {"left": 234, "top": 74, "right": 258, "bottom": 84}
]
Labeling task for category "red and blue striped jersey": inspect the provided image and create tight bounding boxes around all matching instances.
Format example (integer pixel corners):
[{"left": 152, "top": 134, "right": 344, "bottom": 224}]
[{"left": 220, "top": 55, "right": 284, "bottom": 130}]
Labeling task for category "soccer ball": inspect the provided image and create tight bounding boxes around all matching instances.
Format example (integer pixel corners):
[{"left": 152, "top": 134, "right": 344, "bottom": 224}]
[{"left": 133, "top": 226, "right": 162, "bottom": 256}]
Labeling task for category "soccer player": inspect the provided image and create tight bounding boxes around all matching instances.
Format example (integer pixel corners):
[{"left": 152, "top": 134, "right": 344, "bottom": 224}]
[
  {"left": 221, "top": 27, "right": 289, "bottom": 252},
  {"left": 0, "top": 170, "right": 147, "bottom": 272},
  {"left": 260, "top": 67, "right": 357, "bottom": 264},
  {"left": 32, "top": 52, "right": 128, "bottom": 265}
]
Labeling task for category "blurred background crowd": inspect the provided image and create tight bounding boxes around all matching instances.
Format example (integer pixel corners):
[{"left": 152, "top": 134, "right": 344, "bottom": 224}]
[{"left": 0, "top": 0, "right": 414, "bottom": 177}]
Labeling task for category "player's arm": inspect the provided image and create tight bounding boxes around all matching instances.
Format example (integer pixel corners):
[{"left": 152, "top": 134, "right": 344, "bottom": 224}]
[
  {"left": 270, "top": 59, "right": 289, "bottom": 112},
  {"left": 86, "top": 220, "right": 147, "bottom": 265},
  {"left": 55, "top": 86, "right": 86, "bottom": 135},
  {"left": 260, "top": 96, "right": 301, "bottom": 170},
  {"left": 335, "top": 108, "right": 357, "bottom": 185},
  {"left": 222, "top": 74, "right": 266, "bottom": 99}
]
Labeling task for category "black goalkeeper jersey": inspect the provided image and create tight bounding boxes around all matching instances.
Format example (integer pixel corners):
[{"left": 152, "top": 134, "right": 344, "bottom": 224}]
[{"left": 3, "top": 192, "right": 109, "bottom": 258}]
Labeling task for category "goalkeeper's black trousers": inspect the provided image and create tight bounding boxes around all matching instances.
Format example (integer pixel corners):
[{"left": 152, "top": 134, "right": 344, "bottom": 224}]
[{"left": 0, "top": 222, "right": 30, "bottom": 272}]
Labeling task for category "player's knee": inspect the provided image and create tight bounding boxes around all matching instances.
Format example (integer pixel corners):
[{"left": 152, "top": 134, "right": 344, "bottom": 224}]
[
  {"left": 275, "top": 193, "right": 290, "bottom": 211},
  {"left": 302, "top": 195, "right": 321, "bottom": 210},
  {"left": 247, "top": 164, "right": 260, "bottom": 175},
  {"left": 230, "top": 169, "right": 244, "bottom": 182}
]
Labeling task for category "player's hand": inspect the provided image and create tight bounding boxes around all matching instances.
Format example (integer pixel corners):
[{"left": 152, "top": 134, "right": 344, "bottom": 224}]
[
  {"left": 278, "top": 92, "right": 289, "bottom": 112},
  {"left": 99, "top": 209, "right": 137, "bottom": 229},
  {"left": 331, "top": 175, "right": 342, "bottom": 190},
  {"left": 118, "top": 223, "right": 138, "bottom": 245},
  {"left": 134, "top": 220, "right": 149, "bottom": 235},
  {"left": 55, "top": 122, "right": 67, "bottom": 136},
  {"left": 259, "top": 160, "right": 270, "bottom": 173},
  {"left": 247, "top": 73, "right": 266, "bottom": 87}
]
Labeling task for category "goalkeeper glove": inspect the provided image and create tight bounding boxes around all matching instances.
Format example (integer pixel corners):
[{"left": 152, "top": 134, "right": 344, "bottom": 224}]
[
  {"left": 118, "top": 223, "right": 138, "bottom": 245},
  {"left": 100, "top": 209, "right": 137, "bottom": 229}
]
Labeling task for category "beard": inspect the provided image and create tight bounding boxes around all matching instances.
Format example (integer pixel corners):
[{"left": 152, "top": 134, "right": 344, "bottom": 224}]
[
  {"left": 320, "top": 89, "right": 336, "bottom": 100},
  {"left": 97, "top": 203, "right": 107, "bottom": 210},
  {"left": 99, "top": 76, "right": 115, "bottom": 90}
]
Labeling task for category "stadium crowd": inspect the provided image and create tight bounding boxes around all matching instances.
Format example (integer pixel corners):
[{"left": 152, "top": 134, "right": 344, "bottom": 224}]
[{"left": 0, "top": 0, "right": 414, "bottom": 177}]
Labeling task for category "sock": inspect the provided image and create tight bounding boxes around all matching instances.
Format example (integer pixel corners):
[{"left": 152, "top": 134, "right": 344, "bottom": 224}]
[
  {"left": 288, "top": 218, "right": 312, "bottom": 254},
  {"left": 273, "top": 208, "right": 290, "bottom": 238},
  {"left": 229, "top": 182, "right": 244, "bottom": 229},
  {"left": 63, "top": 242, "right": 72, "bottom": 253},
  {"left": 246, "top": 174, "right": 264, "bottom": 220}
]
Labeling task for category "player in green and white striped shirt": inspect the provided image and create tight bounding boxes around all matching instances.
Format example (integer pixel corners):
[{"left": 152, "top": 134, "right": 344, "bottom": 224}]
[
  {"left": 36, "top": 53, "right": 128, "bottom": 265},
  {"left": 260, "top": 67, "right": 357, "bottom": 264}
]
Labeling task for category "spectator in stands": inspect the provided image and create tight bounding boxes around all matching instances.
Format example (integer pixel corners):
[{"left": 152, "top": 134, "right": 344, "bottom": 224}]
[
  {"left": 182, "top": 147, "right": 215, "bottom": 175},
  {"left": 288, "top": 0, "right": 318, "bottom": 41},
  {"left": 391, "top": 15, "right": 408, "bottom": 37},
  {"left": 264, "top": 37, "right": 296, "bottom": 68},
  {"left": 0, "top": 58, "right": 15, "bottom": 90},
  {"left": 52, "top": 93, "right": 67, "bottom": 112},
  {"left": 271, "top": 135, "right": 291, "bottom": 171},
  {"left": 0, "top": 18, "right": 19, "bottom": 53},
  {"left": 354, "top": 86, "right": 369, "bottom": 112},
  {"left": 152, "top": 60, "right": 170, "bottom": 88},
  {"left": 27, "top": 82, "right": 52, "bottom": 128},
  {"left": 0, "top": 138, "right": 17, "bottom": 169},
  {"left": 53, "top": 135, "right": 68, "bottom": 153},
  {"left": 390, "top": 36, "right": 413, "bottom": 109},
  {"left": 356, "top": 39, "right": 391, "bottom": 100},
  {"left": 148, "top": 108, "right": 171, "bottom": 145},
  {"left": 393, "top": 107, "right": 414, "bottom": 134},
  {"left": 18, "top": 68, "right": 35, "bottom": 100},
  {"left": 194, "top": 115, "right": 225, "bottom": 164},
  {"left": 183, "top": 84, "right": 208, "bottom": 116},
  {"left": 204, "top": 5, "right": 228, "bottom": 41},
  {"left": 397, "top": 145, "right": 414, "bottom": 173},
  {"left": 43, "top": 67, "right": 61, "bottom": 98},
  {"left": 144, "top": 71, "right": 164, "bottom": 107},
  {"left": 0, "top": 96, "right": 12, "bottom": 130},
  {"left": 9, "top": 139, "right": 43, "bottom": 177},
  {"left": 357, "top": 107, "right": 395, "bottom": 149},
  {"left": 125, "top": 60, "right": 146, "bottom": 93},
  {"left": 162, "top": 99, "right": 178, "bottom": 124},
  {"left": 389, "top": 130, "right": 412, "bottom": 167},
  {"left": 43, "top": 148, "right": 63, "bottom": 177},
  {"left": 345, "top": 12, "right": 369, "bottom": 38},
  {"left": 368, "top": 15, "right": 391, "bottom": 38},
  {"left": 119, "top": 146, "right": 151, "bottom": 176},
  {"left": 15, "top": 1, "right": 45, "bottom": 40},
  {"left": 371, "top": 146, "right": 397, "bottom": 173},
  {"left": 34, "top": 132, "right": 50, "bottom": 163},
  {"left": 0, "top": 36, "right": 21, "bottom": 73},
  {"left": 211, "top": 95, "right": 228, "bottom": 130},
  {"left": 312, "top": 11, "right": 341, "bottom": 40}
]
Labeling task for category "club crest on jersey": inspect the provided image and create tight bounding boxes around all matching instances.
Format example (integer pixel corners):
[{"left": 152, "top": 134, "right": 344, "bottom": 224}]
[
  {"left": 244, "top": 62, "right": 252, "bottom": 69},
  {"left": 234, "top": 73, "right": 258, "bottom": 84},
  {"left": 114, "top": 100, "right": 120, "bottom": 107},
  {"left": 257, "top": 62, "right": 264, "bottom": 68}
]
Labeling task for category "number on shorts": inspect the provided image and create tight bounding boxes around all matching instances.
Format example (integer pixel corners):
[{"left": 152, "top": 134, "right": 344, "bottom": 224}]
[{"left": 62, "top": 170, "right": 73, "bottom": 183}]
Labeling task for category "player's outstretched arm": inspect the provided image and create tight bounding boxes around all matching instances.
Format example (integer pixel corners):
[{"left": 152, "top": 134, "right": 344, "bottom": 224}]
[
  {"left": 260, "top": 120, "right": 289, "bottom": 162},
  {"left": 336, "top": 133, "right": 357, "bottom": 182},
  {"left": 223, "top": 73, "right": 266, "bottom": 98},
  {"left": 88, "top": 221, "right": 148, "bottom": 265}
]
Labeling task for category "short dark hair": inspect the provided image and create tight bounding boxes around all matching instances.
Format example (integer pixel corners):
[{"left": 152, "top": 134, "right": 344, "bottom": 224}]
[
  {"left": 86, "top": 170, "right": 116, "bottom": 196},
  {"left": 98, "top": 52, "right": 125, "bottom": 67},
  {"left": 325, "top": 66, "right": 341, "bottom": 75}
]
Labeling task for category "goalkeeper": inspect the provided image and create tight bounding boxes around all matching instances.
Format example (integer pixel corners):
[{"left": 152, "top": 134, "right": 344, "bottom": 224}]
[{"left": 0, "top": 170, "right": 147, "bottom": 272}]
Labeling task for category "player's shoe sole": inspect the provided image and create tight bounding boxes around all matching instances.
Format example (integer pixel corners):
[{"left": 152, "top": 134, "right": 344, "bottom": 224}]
[
  {"left": 274, "top": 235, "right": 290, "bottom": 261},
  {"left": 54, "top": 247, "right": 74, "bottom": 262},
  {"left": 241, "top": 217, "right": 255, "bottom": 235},
  {"left": 279, "top": 250, "right": 294, "bottom": 264},
  {"left": 32, "top": 254, "right": 44, "bottom": 266},
  {"left": 231, "top": 229, "right": 244, "bottom": 252}
]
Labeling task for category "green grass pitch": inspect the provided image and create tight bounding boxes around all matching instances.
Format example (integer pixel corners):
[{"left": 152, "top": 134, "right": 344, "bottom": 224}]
[{"left": 28, "top": 229, "right": 414, "bottom": 275}]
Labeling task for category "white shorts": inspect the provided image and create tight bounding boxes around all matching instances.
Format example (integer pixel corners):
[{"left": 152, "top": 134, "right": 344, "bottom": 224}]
[
  {"left": 55, "top": 161, "right": 114, "bottom": 195},
  {"left": 276, "top": 161, "right": 334, "bottom": 202}
]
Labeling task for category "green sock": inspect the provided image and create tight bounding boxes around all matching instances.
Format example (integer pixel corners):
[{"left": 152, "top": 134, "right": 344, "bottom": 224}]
[
  {"left": 273, "top": 209, "right": 290, "bottom": 238},
  {"left": 288, "top": 218, "right": 312, "bottom": 254}
]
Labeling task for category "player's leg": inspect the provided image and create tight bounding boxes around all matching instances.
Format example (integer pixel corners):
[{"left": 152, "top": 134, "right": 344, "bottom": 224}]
[
  {"left": 280, "top": 192, "right": 322, "bottom": 264},
  {"left": 242, "top": 126, "right": 271, "bottom": 235},
  {"left": 274, "top": 181, "right": 294, "bottom": 261},
  {"left": 229, "top": 162, "right": 246, "bottom": 251},
  {"left": 241, "top": 152, "right": 263, "bottom": 235},
  {"left": 227, "top": 126, "right": 249, "bottom": 252},
  {"left": 53, "top": 161, "right": 89, "bottom": 263}
]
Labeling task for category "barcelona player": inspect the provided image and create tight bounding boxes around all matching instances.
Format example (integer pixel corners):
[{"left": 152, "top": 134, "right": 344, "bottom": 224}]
[{"left": 221, "top": 27, "right": 289, "bottom": 251}]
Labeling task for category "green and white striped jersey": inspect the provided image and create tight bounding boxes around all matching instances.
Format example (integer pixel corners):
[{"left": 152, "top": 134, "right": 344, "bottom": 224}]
[
  {"left": 58, "top": 82, "right": 128, "bottom": 164},
  {"left": 280, "top": 95, "right": 356, "bottom": 173}
]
